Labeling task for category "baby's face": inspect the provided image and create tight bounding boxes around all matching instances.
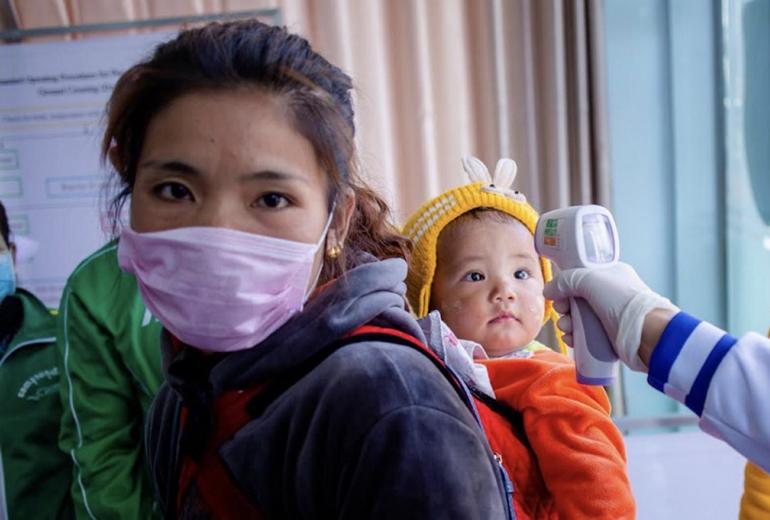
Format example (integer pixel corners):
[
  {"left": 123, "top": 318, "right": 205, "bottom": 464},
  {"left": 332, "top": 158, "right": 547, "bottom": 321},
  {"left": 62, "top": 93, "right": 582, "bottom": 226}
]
[{"left": 430, "top": 216, "right": 545, "bottom": 357}]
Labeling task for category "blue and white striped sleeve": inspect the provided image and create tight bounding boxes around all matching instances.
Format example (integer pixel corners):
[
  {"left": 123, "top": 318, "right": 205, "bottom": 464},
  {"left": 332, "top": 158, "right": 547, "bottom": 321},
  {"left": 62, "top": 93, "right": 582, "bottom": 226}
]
[{"left": 647, "top": 311, "right": 770, "bottom": 472}]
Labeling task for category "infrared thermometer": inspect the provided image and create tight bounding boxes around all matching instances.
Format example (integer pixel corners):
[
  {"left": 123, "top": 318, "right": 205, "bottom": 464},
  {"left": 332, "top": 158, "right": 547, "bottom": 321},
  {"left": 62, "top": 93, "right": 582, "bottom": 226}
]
[{"left": 535, "top": 205, "right": 620, "bottom": 385}]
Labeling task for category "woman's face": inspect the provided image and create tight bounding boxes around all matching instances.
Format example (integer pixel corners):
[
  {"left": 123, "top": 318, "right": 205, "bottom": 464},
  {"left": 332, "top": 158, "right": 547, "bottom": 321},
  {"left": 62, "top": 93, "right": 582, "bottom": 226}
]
[{"left": 130, "top": 89, "right": 346, "bottom": 284}]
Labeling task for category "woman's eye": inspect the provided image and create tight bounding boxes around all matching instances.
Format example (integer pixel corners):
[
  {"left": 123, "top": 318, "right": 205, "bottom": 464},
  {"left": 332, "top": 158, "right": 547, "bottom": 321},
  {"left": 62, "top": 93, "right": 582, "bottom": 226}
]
[
  {"left": 154, "top": 182, "right": 193, "bottom": 201},
  {"left": 255, "top": 192, "right": 290, "bottom": 209},
  {"left": 463, "top": 271, "right": 485, "bottom": 282},
  {"left": 514, "top": 269, "right": 530, "bottom": 280}
]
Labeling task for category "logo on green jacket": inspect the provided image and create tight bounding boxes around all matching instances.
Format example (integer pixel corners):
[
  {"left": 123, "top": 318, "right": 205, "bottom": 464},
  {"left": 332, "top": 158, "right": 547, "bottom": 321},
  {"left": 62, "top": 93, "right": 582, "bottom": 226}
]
[
  {"left": 17, "top": 366, "right": 59, "bottom": 401},
  {"left": 142, "top": 308, "right": 160, "bottom": 327}
]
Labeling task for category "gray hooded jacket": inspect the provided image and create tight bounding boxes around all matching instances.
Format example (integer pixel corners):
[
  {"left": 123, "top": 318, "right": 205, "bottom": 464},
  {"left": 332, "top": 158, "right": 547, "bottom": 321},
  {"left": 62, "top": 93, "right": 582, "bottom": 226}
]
[{"left": 145, "top": 257, "right": 508, "bottom": 519}]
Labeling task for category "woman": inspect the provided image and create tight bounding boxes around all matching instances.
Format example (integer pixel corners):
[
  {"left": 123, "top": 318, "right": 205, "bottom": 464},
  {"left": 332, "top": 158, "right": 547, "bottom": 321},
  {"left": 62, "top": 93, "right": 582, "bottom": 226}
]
[
  {"left": 105, "top": 20, "right": 509, "bottom": 518},
  {"left": 0, "top": 200, "right": 73, "bottom": 519}
]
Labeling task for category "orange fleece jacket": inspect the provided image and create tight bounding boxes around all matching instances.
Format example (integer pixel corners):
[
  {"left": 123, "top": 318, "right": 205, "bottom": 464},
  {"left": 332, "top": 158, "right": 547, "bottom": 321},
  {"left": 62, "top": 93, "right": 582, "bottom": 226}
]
[{"left": 480, "top": 349, "right": 635, "bottom": 520}]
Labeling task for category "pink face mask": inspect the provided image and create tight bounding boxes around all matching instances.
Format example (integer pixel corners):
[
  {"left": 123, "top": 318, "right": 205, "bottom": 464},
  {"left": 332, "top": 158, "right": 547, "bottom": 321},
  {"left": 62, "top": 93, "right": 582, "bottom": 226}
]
[{"left": 117, "top": 214, "right": 333, "bottom": 353}]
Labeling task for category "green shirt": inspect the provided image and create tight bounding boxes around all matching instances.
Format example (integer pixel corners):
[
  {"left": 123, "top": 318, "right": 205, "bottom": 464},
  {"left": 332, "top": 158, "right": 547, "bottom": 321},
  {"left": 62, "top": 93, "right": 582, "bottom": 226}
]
[
  {"left": 57, "top": 240, "right": 163, "bottom": 519},
  {"left": 0, "top": 288, "right": 73, "bottom": 519}
]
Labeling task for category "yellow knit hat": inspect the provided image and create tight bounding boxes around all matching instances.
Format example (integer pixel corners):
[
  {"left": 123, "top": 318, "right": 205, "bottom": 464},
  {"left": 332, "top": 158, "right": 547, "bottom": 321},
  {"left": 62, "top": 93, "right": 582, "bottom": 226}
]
[{"left": 403, "top": 156, "right": 565, "bottom": 353}]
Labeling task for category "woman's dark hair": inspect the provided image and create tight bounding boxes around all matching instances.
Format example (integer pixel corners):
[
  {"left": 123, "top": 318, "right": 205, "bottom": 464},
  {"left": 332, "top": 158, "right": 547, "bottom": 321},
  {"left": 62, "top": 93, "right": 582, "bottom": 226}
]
[
  {"left": 103, "top": 19, "right": 409, "bottom": 281},
  {"left": 0, "top": 200, "right": 10, "bottom": 247}
]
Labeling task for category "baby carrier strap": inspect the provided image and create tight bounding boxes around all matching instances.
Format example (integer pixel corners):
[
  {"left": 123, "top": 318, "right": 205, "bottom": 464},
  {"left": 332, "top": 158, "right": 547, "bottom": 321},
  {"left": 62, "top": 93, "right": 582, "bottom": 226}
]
[
  {"left": 174, "top": 324, "right": 516, "bottom": 519},
  {"left": 335, "top": 325, "right": 517, "bottom": 520},
  {"left": 175, "top": 384, "right": 267, "bottom": 519}
]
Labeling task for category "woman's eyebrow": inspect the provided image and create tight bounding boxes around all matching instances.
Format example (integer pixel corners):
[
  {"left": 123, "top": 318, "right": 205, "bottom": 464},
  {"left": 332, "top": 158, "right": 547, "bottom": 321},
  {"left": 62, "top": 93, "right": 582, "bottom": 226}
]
[
  {"left": 138, "top": 160, "right": 200, "bottom": 176},
  {"left": 240, "top": 170, "right": 310, "bottom": 184},
  {"left": 137, "top": 161, "right": 309, "bottom": 185}
]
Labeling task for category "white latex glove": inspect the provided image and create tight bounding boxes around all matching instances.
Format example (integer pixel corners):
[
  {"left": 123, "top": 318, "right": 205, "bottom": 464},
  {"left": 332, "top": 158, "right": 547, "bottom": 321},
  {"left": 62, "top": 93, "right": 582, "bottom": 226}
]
[{"left": 543, "top": 262, "right": 679, "bottom": 372}]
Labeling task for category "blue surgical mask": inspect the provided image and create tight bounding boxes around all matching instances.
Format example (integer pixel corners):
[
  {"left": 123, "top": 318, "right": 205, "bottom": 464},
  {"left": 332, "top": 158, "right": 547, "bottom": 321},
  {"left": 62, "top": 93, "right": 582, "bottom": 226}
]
[{"left": 0, "top": 251, "right": 16, "bottom": 302}]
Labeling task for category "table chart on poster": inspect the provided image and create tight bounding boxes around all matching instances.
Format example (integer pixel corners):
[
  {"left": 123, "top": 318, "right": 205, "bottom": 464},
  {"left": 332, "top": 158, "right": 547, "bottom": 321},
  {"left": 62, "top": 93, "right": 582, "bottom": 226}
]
[{"left": 0, "top": 32, "right": 169, "bottom": 306}]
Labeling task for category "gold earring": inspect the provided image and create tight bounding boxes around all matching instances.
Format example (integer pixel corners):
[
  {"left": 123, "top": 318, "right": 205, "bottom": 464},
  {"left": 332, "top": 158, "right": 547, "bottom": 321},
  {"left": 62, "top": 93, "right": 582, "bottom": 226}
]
[{"left": 327, "top": 244, "right": 342, "bottom": 259}]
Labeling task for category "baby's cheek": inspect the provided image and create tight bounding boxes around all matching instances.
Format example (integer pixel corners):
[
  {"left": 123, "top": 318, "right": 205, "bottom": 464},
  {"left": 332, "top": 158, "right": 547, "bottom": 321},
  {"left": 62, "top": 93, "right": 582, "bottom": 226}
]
[
  {"left": 518, "top": 289, "right": 546, "bottom": 323},
  {"left": 436, "top": 300, "right": 460, "bottom": 328},
  {"left": 441, "top": 299, "right": 464, "bottom": 313},
  {"left": 529, "top": 294, "right": 545, "bottom": 317},
  {"left": 439, "top": 300, "right": 478, "bottom": 339}
]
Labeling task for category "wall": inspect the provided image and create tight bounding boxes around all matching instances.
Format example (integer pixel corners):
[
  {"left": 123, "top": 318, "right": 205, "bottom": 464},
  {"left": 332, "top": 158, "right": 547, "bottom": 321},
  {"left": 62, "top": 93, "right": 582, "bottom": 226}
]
[{"left": 604, "top": 0, "right": 724, "bottom": 419}]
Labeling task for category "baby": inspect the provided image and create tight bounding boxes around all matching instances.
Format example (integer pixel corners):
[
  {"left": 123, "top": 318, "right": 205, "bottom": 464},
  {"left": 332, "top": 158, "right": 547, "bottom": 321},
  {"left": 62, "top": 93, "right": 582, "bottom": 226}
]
[{"left": 404, "top": 156, "right": 635, "bottom": 519}]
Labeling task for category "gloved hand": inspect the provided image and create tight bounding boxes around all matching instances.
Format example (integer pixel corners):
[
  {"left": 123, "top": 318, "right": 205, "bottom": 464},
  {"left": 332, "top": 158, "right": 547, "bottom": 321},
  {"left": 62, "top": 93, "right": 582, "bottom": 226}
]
[{"left": 543, "top": 262, "right": 679, "bottom": 372}]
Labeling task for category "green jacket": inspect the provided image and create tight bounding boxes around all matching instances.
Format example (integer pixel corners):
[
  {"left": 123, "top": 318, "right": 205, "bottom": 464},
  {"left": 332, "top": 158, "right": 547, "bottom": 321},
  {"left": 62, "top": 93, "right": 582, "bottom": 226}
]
[
  {"left": 0, "top": 288, "right": 73, "bottom": 519},
  {"left": 57, "top": 241, "right": 163, "bottom": 519}
]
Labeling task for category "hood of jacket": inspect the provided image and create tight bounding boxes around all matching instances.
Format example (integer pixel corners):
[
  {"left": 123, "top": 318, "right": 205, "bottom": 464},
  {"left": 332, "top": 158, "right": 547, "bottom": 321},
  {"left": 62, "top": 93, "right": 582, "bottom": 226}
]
[
  {"left": 1, "top": 288, "right": 56, "bottom": 354},
  {"left": 163, "top": 256, "right": 426, "bottom": 397}
]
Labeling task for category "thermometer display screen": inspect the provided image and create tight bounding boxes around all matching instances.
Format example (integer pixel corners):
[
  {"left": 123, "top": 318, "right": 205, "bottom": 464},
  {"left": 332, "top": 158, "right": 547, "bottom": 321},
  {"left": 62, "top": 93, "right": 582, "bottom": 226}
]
[{"left": 581, "top": 214, "right": 615, "bottom": 263}]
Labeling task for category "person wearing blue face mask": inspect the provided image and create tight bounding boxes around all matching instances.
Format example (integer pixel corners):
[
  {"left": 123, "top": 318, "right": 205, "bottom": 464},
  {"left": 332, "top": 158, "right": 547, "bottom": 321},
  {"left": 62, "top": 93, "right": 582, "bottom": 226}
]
[
  {"left": 0, "top": 251, "right": 14, "bottom": 304},
  {"left": 0, "top": 200, "right": 73, "bottom": 519},
  {"left": 0, "top": 240, "right": 14, "bottom": 302}
]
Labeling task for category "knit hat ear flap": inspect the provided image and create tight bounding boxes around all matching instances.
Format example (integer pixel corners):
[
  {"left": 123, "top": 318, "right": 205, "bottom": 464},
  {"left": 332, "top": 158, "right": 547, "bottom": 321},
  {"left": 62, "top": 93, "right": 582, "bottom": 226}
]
[{"left": 404, "top": 156, "right": 565, "bottom": 354}]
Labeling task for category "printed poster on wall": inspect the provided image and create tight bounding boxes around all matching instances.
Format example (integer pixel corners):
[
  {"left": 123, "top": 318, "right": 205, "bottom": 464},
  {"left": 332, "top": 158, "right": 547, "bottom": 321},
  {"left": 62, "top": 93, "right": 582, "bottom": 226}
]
[{"left": 0, "top": 32, "right": 170, "bottom": 307}]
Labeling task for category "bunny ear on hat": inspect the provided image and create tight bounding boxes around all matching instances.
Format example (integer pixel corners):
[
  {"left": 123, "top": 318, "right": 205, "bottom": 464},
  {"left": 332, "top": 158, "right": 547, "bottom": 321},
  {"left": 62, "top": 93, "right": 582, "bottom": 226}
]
[
  {"left": 462, "top": 155, "right": 492, "bottom": 184},
  {"left": 493, "top": 158, "right": 518, "bottom": 189}
]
